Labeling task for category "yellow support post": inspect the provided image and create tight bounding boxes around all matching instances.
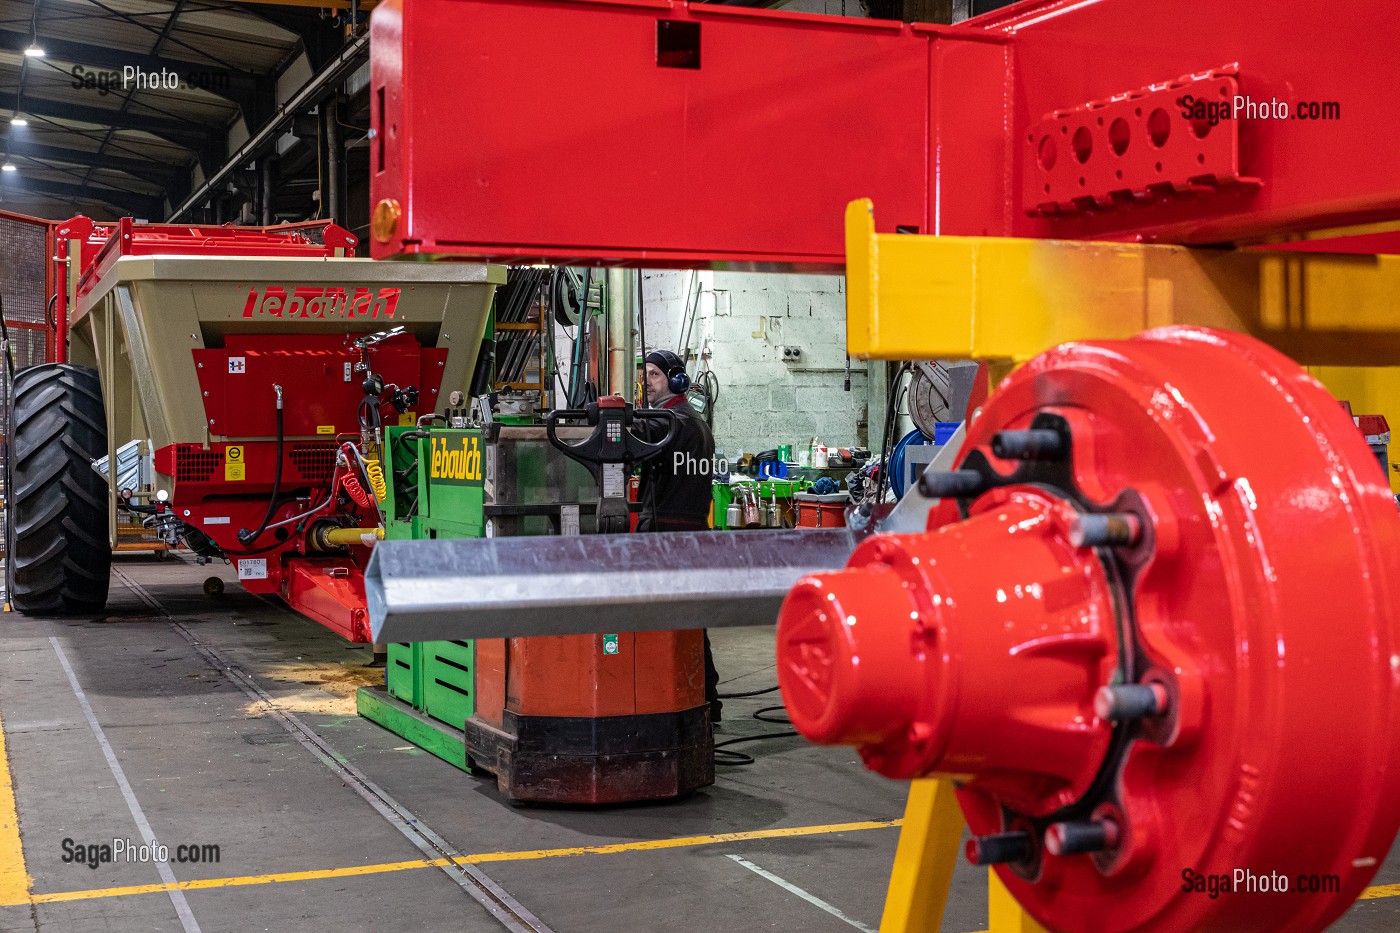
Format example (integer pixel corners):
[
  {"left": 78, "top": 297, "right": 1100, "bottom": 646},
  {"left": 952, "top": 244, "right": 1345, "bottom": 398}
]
[
  {"left": 880, "top": 779, "right": 1052, "bottom": 933},
  {"left": 880, "top": 778, "right": 965, "bottom": 933},
  {"left": 988, "top": 870, "right": 1050, "bottom": 933}
]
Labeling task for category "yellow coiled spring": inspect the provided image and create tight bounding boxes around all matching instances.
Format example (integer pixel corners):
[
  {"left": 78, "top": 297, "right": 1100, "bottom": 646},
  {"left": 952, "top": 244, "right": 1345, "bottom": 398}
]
[{"left": 364, "top": 458, "right": 388, "bottom": 502}]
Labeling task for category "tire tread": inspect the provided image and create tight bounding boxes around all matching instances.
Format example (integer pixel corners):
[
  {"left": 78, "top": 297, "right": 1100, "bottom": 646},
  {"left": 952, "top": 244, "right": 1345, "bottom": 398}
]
[{"left": 9, "top": 363, "right": 110, "bottom": 614}]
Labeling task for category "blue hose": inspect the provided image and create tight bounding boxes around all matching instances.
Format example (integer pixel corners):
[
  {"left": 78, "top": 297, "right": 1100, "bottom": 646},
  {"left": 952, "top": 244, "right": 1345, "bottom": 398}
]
[{"left": 889, "top": 428, "right": 933, "bottom": 499}]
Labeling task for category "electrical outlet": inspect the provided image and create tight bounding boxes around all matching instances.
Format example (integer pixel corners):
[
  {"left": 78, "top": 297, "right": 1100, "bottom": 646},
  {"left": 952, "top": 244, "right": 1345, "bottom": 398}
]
[{"left": 782, "top": 345, "right": 803, "bottom": 362}]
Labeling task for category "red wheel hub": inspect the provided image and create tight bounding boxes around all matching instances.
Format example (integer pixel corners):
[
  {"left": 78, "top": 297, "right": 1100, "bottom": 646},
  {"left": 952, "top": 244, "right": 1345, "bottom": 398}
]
[{"left": 777, "top": 327, "right": 1400, "bottom": 933}]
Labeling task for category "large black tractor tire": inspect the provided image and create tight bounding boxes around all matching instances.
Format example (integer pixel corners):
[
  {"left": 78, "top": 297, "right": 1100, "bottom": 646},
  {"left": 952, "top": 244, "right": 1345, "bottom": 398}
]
[{"left": 9, "top": 364, "right": 110, "bottom": 614}]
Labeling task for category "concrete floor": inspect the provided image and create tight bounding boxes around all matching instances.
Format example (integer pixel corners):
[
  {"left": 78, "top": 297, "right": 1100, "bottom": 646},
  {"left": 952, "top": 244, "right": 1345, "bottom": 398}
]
[{"left": 0, "top": 553, "right": 1392, "bottom": 933}]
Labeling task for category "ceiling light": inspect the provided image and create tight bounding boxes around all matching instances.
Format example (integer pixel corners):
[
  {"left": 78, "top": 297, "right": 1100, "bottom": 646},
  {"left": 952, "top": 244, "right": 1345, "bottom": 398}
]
[
  {"left": 9, "top": 117, "right": 26, "bottom": 127},
  {"left": 1, "top": 163, "right": 15, "bottom": 172},
  {"left": 23, "top": 44, "right": 44, "bottom": 58}
]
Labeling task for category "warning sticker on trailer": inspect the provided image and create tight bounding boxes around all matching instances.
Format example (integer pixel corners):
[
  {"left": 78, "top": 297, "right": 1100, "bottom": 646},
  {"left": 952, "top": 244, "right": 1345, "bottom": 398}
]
[
  {"left": 237, "top": 559, "right": 267, "bottom": 580},
  {"left": 224, "top": 445, "right": 245, "bottom": 481},
  {"left": 229, "top": 356, "right": 246, "bottom": 374}
]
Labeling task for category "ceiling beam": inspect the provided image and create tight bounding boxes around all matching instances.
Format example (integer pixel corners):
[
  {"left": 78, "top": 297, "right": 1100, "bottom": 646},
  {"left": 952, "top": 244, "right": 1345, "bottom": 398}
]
[
  {"left": 0, "top": 175, "right": 163, "bottom": 218},
  {"left": 231, "top": 0, "right": 378, "bottom": 11},
  {"left": 229, "top": 4, "right": 346, "bottom": 70},
  {"left": 0, "top": 136, "right": 180, "bottom": 186},
  {"left": 0, "top": 30, "right": 257, "bottom": 106},
  {"left": 169, "top": 32, "right": 367, "bottom": 220},
  {"left": 0, "top": 91, "right": 214, "bottom": 148},
  {"left": 229, "top": 3, "right": 329, "bottom": 35}
]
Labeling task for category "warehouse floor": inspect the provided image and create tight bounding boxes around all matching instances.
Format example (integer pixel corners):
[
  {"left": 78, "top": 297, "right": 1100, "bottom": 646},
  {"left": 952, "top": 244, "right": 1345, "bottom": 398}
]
[{"left": 0, "top": 555, "right": 1394, "bottom": 933}]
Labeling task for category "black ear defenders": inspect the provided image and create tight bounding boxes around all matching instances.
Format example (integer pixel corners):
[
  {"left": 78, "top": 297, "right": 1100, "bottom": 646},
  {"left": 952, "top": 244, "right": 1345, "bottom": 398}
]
[{"left": 648, "top": 350, "right": 691, "bottom": 395}]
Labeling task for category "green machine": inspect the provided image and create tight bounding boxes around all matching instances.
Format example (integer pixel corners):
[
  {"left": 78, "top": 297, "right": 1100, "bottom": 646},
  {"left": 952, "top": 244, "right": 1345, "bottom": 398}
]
[
  {"left": 357, "top": 423, "right": 486, "bottom": 769},
  {"left": 356, "top": 420, "right": 597, "bottom": 770}
]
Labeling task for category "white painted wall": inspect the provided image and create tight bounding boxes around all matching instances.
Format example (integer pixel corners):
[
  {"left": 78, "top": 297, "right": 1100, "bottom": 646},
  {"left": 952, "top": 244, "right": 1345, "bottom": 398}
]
[{"left": 640, "top": 270, "right": 868, "bottom": 459}]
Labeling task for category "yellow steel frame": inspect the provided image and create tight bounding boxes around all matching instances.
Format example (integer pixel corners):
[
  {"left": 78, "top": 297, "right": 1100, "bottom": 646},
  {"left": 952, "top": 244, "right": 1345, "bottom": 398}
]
[
  {"left": 853, "top": 198, "right": 1400, "bottom": 931},
  {"left": 846, "top": 198, "right": 1400, "bottom": 367},
  {"left": 880, "top": 779, "right": 965, "bottom": 932},
  {"left": 846, "top": 197, "right": 1400, "bottom": 490},
  {"left": 879, "top": 779, "right": 1049, "bottom": 933}
]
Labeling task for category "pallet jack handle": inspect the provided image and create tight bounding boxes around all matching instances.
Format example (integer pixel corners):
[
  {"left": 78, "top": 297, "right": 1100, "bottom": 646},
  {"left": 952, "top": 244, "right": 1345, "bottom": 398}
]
[{"left": 546, "top": 395, "right": 677, "bottom": 534}]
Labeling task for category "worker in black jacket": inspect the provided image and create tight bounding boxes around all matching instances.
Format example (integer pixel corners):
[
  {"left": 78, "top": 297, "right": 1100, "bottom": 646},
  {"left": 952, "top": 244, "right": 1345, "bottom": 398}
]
[
  {"left": 637, "top": 349, "right": 722, "bottom": 722},
  {"left": 637, "top": 350, "right": 715, "bottom": 532}
]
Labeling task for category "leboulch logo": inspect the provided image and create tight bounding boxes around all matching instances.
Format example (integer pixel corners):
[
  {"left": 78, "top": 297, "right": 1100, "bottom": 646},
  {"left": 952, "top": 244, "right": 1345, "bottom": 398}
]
[{"left": 242, "top": 286, "right": 401, "bottom": 319}]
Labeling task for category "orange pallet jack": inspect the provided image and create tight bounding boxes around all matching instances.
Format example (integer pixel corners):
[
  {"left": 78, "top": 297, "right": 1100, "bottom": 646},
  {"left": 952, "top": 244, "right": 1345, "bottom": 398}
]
[{"left": 462, "top": 397, "right": 714, "bottom": 804}]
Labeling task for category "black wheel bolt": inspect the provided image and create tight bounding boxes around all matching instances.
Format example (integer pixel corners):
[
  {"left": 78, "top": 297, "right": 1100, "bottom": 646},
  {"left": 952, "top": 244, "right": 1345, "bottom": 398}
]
[
  {"left": 1069, "top": 512, "right": 1141, "bottom": 547},
  {"left": 991, "top": 429, "right": 1065, "bottom": 461},
  {"left": 1094, "top": 683, "right": 1168, "bottom": 721},
  {"left": 966, "top": 831, "right": 1033, "bottom": 866},
  {"left": 1044, "top": 818, "right": 1120, "bottom": 856},
  {"left": 917, "top": 469, "right": 984, "bottom": 499}
]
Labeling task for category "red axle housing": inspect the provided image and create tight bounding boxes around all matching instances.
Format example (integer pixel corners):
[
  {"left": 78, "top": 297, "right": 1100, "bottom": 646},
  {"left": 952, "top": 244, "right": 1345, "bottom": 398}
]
[
  {"left": 783, "top": 490, "right": 1118, "bottom": 816},
  {"left": 777, "top": 327, "right": 1400, "bottom": 932}
]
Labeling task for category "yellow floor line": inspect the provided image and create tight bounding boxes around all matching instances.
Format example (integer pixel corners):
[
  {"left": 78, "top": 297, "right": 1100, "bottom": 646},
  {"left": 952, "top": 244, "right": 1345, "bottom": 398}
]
[
  {"left": 7, "top": 818, "right": 900, "bottom": 907},
  {"left": 0, "top": 709, "right": 30, "bottom": 904}
]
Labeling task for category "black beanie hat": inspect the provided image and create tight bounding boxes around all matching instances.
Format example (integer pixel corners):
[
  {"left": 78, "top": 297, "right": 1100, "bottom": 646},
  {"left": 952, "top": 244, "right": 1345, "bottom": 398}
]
[{"left": 645, "top": 349, "right": 685, "bottom": 374}]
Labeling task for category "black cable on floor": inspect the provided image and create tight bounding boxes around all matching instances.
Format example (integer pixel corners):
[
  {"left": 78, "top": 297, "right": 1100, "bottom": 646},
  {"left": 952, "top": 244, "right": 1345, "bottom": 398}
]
[
  {"left": 713, "top": 744, "right": 757, "bottom": 766},
  {"left": 713, "top": 691, "right": 798, "bottom": 766},
  {"left": 717, "top": 685, "right": 779, "bottom": 699},
  {"left": 714, "top": 729, "right": 801, "bottom": 766},
  {"left": 752, "top": 705, "right": 791, "bottom": 725}
]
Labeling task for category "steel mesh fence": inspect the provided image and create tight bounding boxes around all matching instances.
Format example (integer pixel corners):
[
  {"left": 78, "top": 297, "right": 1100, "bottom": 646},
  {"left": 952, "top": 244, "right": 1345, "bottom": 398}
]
[{"left": 0, "top": 213, "right": 52, "bottom": 570}]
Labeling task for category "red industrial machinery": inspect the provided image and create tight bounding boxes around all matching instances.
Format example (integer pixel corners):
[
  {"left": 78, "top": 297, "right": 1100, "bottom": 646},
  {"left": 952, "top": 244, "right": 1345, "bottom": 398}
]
[
  {"left": 362, "top": 0, "right": 1400, "bottom": 924},
  {"left": 777, "top": 326, "right": 1400, "bottom": 932},
  {"left": 23, "top": 217, "right": 496, "bottom": 637},
  {"left": 369, "top": 0, "right": 1400, "bottom": 265}
]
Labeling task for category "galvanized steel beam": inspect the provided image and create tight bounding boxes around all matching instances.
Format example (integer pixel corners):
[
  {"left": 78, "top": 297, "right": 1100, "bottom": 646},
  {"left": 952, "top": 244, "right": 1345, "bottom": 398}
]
[{"left": 366, "top": 528, "right": 855, "bottom": 643}]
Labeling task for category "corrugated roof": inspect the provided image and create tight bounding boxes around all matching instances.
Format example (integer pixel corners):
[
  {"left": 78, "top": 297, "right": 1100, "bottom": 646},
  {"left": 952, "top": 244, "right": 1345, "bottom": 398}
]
[{"left": 0, "top": 0, "right": 311, "bottom": 218}]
